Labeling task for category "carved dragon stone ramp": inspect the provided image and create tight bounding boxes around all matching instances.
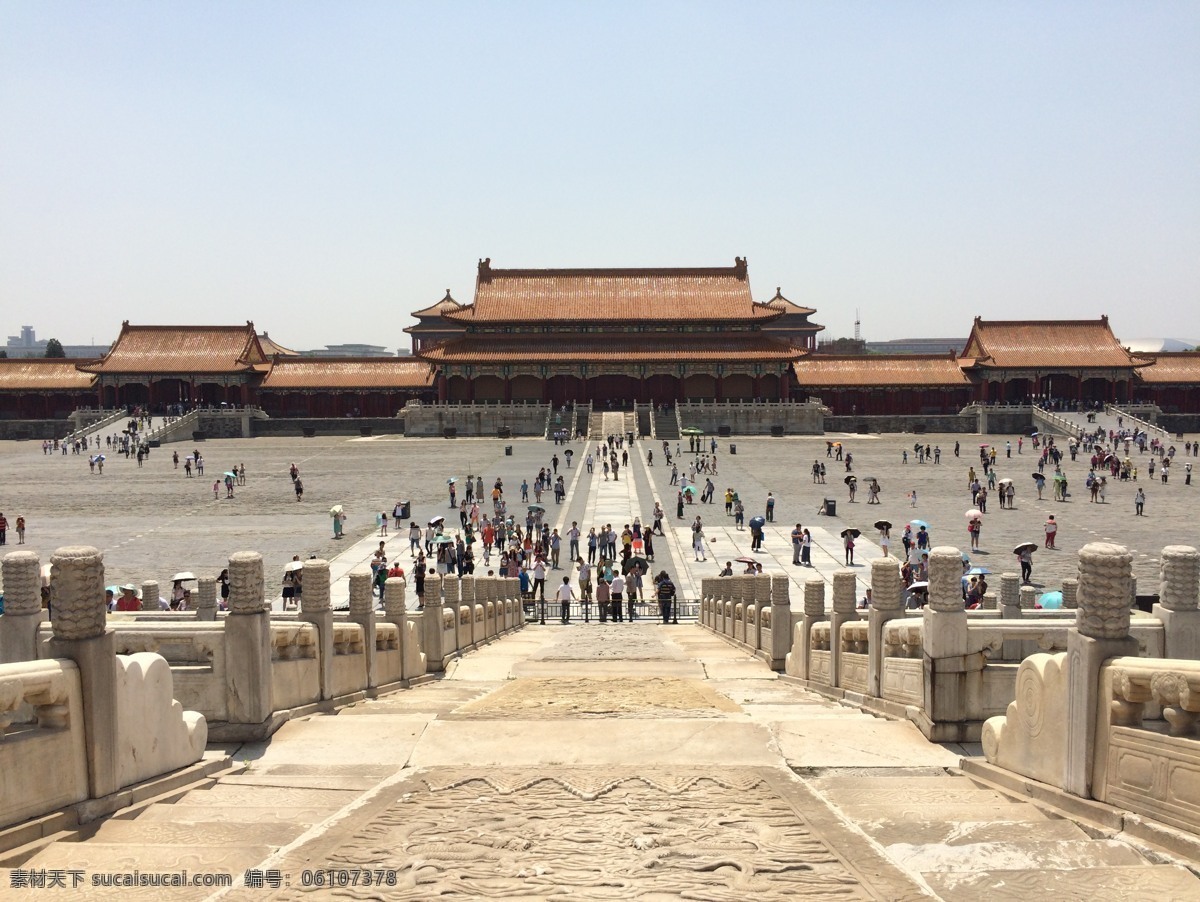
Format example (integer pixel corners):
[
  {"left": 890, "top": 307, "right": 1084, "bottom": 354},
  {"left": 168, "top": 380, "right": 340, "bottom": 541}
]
[
  {"left": 251, "top": 767, "right": 925, "bottom": 900},
  {"left": 230, "top": 623, "right": 926, "bottom": 900}
]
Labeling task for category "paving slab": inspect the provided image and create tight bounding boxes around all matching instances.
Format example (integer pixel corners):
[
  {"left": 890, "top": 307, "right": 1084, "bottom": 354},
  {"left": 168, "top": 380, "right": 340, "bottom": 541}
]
[
  {"left": 894, "top": 838, "right": 1147, "bottom": 872},
  {"left": 923, "top": 864, "right": 1200, "bottom": 901},
  {"left": 871, "top": 818, "right": 1088, "bottom": 847},
  {"left": 408, "top": 720, "right": 781, "bottom": 767},
  {"left": 772, "top": 717, "right": 966, "bottom": 768}
]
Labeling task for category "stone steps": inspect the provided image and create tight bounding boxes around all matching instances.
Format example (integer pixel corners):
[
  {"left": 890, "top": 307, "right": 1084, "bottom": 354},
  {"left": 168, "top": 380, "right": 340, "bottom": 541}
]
[{"left": 810, "top": 771, "right": 1200, "bottom": 899}]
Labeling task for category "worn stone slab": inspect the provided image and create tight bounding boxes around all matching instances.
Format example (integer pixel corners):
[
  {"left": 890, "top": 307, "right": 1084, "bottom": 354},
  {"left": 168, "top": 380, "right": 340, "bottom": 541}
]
[
  {"left": 773, "top": 718, "right": 965, "bottom": 768},
  {"left": 448, "top": 676, "right": 741, "bottom": 719},
  {"left": 20, "top": 842, "right": 270, "bottom": 877},
  {"left": 871, "top": 818, "right": 1088, "bottom": 847},
  {"left": 216, "top": 773, "right": 386, "bottom": 791},
  {"left": 511, "top": 659, "right": 707, "bottom": 678},
  {"left": 221, "top": 767, "right": 930, "bottom": 901},
  {"left": 408, "top": 720, "right": 781, "bottom": 767},
  {"left": 893, "top": 838, "right": 1146, "bottom": 872},
  {"left": 821, "top": 787, "right": 1014, "bottom": 808},
  {"left": 87, "top": 817, "right": 300, "bottom": 847},
  {"left": 131, "top": 804, "right": 337, "bottom": 825},
  {"left": 172, "top": 784, "right": 358, "bottom": 809},
  {"left": 923, "top": 864, "right": 1200, "bottom": 901},
  {"left": 836, "top": 801, "right": 1051, "bottom": 825},
  {"left": 235, "top": 716, "right": 427, "bottom": 767}
]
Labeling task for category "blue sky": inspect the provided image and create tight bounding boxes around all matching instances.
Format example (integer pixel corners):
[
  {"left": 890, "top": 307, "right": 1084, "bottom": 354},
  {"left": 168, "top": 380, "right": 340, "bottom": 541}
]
[{"left": 2, "top": 2, "right": 1197, "bottom": 350}]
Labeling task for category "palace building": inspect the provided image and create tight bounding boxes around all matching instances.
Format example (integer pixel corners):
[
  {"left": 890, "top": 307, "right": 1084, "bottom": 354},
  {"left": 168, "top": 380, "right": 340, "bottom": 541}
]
[
  {"left": 0, "top": 257, "right": 1198, "bottom": 427},
  {"left": 416, "top": 257, "right": 821, "bottom": 405}
]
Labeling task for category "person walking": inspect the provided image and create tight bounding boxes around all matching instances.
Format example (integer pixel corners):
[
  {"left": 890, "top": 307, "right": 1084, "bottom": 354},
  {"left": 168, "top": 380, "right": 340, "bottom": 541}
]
[
  {"left": 656, "top": 572, "right": 676, "bottom": 624},
  {"left": 0, "top": 512, "right": 6, "bottom": 546},
  {"left": 556, "top": 576, "right": 575, "bottom": 624},
  {"left": 15, "top": 515, "right": 25, "bottom": 545},
  {"left": 1017, "top": 547, "right": 1033, "bottom": 584},
  {"left": 1134, "top": 488, "right": 1146, "bottom": 516},
  {"left": 609, "top": 572, "right": 625, "bottom": 622},
  {"left": 844, "top": 531, "right": 855, "bottom": 566},
  {"left": 1044, "top": 515, "right": 1057, "bottom": 549},
  {"left": 294, "top": 478, "right": 304, "bottom": 501},
  {"left": 765, "top": 493, "right": 775, "bottom": 522},
  {"left": 692, "top": 517, "right": 707, "bottom": 561}
]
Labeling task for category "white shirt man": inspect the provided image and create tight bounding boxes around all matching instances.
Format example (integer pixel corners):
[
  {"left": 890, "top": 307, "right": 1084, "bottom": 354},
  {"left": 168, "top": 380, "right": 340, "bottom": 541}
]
[{"left": 556, "top": 577, "right": 575, "bottom": 623}]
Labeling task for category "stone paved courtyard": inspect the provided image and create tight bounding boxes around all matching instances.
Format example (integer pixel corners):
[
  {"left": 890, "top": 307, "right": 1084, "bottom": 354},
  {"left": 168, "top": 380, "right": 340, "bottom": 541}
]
[{"left": 0, "top": 429, "right": 1192, "bottom": 601}]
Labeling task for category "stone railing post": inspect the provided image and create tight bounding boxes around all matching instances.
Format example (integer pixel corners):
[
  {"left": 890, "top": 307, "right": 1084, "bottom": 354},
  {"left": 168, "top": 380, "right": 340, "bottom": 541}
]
[
  {"left": 141, "top": 580, "right": 160, "bottom": 614},
  {"left": 1152, "top": 545, "right": 1200, "bottom": 660},
  {"left": 421, "top": 576, "right": 447, "bottom": 671},
  {"left": 789, "top": 577, "right": 826, "bottom": 680},
  {"left": 444, "top": 575, "right": 467, "bottom": 652},
  {"left": 700, "top": 577, "right": 712, "bottom": 628},
  {"left": 1020, "top": 586, "right": 1039, "bottom": 611},
  {"left": 981, "top": 591, "right": 997, "bottom": 611},
  {"left": 349, "top": 571, "right": 377, "bottom": 689},
  {"left": 1000, "top": 573, "right": 1020, "bottom": 619},
  {"left": 765, "top": 575, "right": 792, "bottom": 670},
  {"left": 1, "top": 551, "right": 44, "bottom": 663},
  {"left": 1066, "top": 542, "right": 1140, "bottom": 797},
  {"left": 194, "top": 576, "right": 218, "bottom": 621},
  {"left": 43, "top": 546, "right": 118, "bottom": 798},
  {"left": 751, "top": 575, "right": 771, "bottom": 652},
  {"left": 299, "top": 559, "right": 334, "bottom": 700},
  {"left": 1062, "top": 578, "right": 1078, "bottom": 610},
  {"left": 830, "top": 570, "right": 858, "bottom": 689},
  {"left": 922, "top": 547, "right": 971, "bottom": 726},
  {"left": 224, "top": 552, "right": 273, "bottom": 725},
  {"left": 868, "top": 557, "right": 903, "bottom": 698}
]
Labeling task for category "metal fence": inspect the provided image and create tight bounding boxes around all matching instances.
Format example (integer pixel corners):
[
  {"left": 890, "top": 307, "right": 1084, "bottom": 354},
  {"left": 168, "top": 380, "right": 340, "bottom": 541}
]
[{"left": 520, "top": 596, "right": 700, "bottom": 623}]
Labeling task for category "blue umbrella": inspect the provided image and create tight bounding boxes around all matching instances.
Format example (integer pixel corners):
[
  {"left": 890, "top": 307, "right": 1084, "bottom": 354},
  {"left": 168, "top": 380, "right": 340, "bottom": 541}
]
[
  {"left": 909, "top": 519, "right": 929, "bottom": 530},
  {"left": 1039, "top": 590, "right": 1064, "bottom": 610},
  {"left": 967, "top": 566, "right": 992, "bottom": 576},
  {"left": 749, "top": 516, "right": 766, "bottom": 528}
]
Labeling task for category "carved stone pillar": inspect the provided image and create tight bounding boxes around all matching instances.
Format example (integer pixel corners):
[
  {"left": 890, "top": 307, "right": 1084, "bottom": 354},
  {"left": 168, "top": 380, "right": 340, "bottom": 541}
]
[
  {"left": 299, "top": 559, "right": 334, "bottom": 700},
  {"left": 349, "top": 571, "right": 378, "bottom": 689},
  {"left": 830, "top": 570, "right": 858, "bottom": 689},
  {"left": 195, "top": 576, "right": 218, "bottom": 621},
  {"left": 1, "top": 551, "right": 44, "bottom": 663},
  {"left": 982, "top": 591, "right": 997, "bottom": 611},
  {"left": 788, "top": 577, "right": 826, "bottom": 680},
  {"left": 922, "top": 547, "right": 971, "bottom": 727},
  {"left": 224, "top": 551, "right": 273, "bottom": 725},
  {"left": 1062, "top": 578, "right": 1078, "bottom": 610},
  {"left": 1153, "top": 545, "right": 1200, "bottom": 660},
  {"left": 421, "top": 576, "right": 447, "bottom": 672},
  {"left": 764, "top": 575, "right": 791, "bottom": 670},
  {"left": 44, "top": 546, "right": 118, "bottom": 797},
  {"left": 1000, "top": 573, "right": 1020, "bottom": 619},
  {"left": 1066, "top": 542, "right": 1139, "bottom": 797},
  {"left": 141, "top": 580, "right": 160, "bottom": 614},
  {"left": 1020, "top": 586, "right": 1039, "bottom": 611},
  {"left": 868, "top": 557, "right": 903, "bottom": 698}
]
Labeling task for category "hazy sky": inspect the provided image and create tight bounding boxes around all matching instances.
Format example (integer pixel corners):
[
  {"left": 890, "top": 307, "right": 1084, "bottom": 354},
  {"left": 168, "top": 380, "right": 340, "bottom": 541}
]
[{"left": 2, "top": 2, "right": 1198, "bottom": 351}]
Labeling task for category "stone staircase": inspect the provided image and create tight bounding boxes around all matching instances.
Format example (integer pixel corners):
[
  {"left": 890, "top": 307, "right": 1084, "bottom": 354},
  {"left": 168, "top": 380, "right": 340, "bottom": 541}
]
[
  {"left": 654, "top": 406, "right": 680, "bottom": 441},
  {"left": 587, "top": 410, "right": 604, "bottom": 439},
  {"left": 808, "top": 769, "right": 1200, "bottom": 899}
]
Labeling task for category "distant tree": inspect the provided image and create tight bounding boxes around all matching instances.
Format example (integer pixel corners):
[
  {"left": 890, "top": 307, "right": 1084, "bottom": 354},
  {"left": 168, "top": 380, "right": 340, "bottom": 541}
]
[{"left": 44, "top": 338, "right": 65, "bottom": 358}]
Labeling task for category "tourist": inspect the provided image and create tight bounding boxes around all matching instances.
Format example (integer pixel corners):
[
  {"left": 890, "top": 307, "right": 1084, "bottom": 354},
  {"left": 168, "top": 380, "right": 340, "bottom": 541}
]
[
  {"left": 692, "top": 517, "right": 707, "bottom": 561},
  {"left": 656, "top": 571, "right": 676, "bottom": 623},
  {"left": 213, "top": 479, "right": 220, "bottom": 500},
  {"left": 879, "top": 526, "right": 890, "bottom": 557},
  {"left": 379, "top": 511, "right": 388, "bottom": 536},
  {"left": 844, "top": 531, "right": 855, "bottom": 566},
  {"left": 294, "top": 478, "right": 304, "bottom": 501},
  {"left": 532, "top": 556, "right": 546, "bottom": 601},
  {"left": 577, "top": 558, "right": 592, "bottom": 605},
  {"left": 595, "top": 570, "right": 610, "bottom": 622},
  {"left": 801, "top": 529, "right": 813, "bottom": 566},
  {"left": 791, "top": 523, "right": 804, "bottom": 565},
  {"left": 556, "top": 576, "right": 575, "bottom": 624},
  {"left": 1044, "top": 515, "right": 1057, "bottom": 549},
  {"left": 0, "top": 512, "right": 6, "bottom": 546},
  {"left": 15, "top": 515, "right": 25, "bottom": 545},
  {"left": 1017, "top": 547, "right": 1033, "bottom": 584},
  {"left": 733, "top": 499, "right": 745, "bottom": 530},
  {"left": 609, "top": 571, "right": 625, "bottom": 622},
  {"left": 765, "top": 492, "right": 775, "bottom": 522},
  {"left": 1135, "top": 488, "right": 1146, "bottom": 516},
  {"left": 217, "top": 568, "right": 230, "bottom": 609}
]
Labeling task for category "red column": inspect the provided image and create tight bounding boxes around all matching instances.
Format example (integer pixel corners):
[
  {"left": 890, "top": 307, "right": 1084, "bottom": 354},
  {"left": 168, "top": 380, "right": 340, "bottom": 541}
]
[
  {"left": 780, "top": 372, "right": 790, "bottom": 402},
  {"left": 437, "top": 374, "right": 448, "bottom": 402},
  {"left": 504, "top": 378, "right": 512, "bottom": 403}
]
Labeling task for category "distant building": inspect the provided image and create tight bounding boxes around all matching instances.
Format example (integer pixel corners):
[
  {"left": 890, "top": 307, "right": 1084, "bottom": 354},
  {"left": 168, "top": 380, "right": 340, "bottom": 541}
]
[
  {"left": 866, "top": 337, "right": 966, "bottom": 355},
  {"left": 301, "top": 343, "right": 394, "bottom": 357},
  {"left": 4, "top": 325, "right": 111, "bottom": 359}
]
